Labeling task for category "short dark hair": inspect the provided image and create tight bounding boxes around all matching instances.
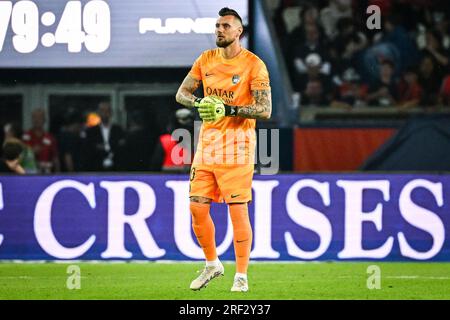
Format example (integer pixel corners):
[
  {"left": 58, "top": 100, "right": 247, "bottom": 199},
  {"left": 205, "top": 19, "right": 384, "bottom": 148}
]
[
  {"left": 219, "top": 7, "right": 243, "bottom": 26},
  {"left": 3, "top": 139, "right": 24, "bottom": 161}
]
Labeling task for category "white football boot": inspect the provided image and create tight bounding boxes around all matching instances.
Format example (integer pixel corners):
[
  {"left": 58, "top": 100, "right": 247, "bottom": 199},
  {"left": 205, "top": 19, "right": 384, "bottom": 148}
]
[
  {"left": 190, "top": 262, "right": 224, "bottom": 291},
  {"left": 230, "top": 275, "right": 249, "bottom": 292}
]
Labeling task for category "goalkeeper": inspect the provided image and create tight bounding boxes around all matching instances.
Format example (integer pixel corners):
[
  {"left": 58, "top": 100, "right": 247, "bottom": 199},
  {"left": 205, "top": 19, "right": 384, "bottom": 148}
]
[{"left": 175, "top": 7, "right": 271, "bottom": 292}]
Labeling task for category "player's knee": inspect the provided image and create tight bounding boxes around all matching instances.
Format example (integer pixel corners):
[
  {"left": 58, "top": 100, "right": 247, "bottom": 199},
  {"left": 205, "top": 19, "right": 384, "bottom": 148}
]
[{"left": 189, "top": 199, "right": 211, "bottom": 224}]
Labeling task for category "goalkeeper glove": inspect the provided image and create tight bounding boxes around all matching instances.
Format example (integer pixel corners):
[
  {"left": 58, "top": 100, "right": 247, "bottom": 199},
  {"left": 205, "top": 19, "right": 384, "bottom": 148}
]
[{"left": 196, "top": 96, "right": 238, "bottom": 122}]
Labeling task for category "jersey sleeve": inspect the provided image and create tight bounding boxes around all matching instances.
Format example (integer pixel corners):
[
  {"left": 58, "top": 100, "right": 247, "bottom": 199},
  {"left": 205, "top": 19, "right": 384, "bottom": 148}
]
[
  {"left": 250, "top": 59, "right": 271, "bottom": 91},
  {"left": 188, "top": 54, "right": 203, "bottom": 81}
]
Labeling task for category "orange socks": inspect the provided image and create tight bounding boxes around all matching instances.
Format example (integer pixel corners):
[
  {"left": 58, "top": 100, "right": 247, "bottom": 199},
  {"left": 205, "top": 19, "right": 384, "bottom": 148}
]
[
  {"left": 190, "top": 202, "right": 217, "bottom": 261},
  {"left": 190, "top": 201, "right": 253, "bottom": 274},
  {"left": 229, "top": 203, "right": 253, "bottom": 274}
]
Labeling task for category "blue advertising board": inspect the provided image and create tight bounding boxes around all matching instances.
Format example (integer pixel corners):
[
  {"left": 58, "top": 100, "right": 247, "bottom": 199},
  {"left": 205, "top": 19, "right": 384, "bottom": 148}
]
[{"left": 0, "top": 174, "right": 449, "bottom": 261}]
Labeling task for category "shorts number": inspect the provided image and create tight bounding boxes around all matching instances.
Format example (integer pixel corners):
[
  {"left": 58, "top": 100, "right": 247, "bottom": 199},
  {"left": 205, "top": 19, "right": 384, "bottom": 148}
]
[{"left": 190, "top": 167, "right": 196, "bottom": 181}]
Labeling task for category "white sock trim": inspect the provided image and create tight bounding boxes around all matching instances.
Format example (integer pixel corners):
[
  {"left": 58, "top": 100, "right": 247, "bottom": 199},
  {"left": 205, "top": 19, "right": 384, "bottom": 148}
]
[
  {"left": 206, "top": 258, "right": 220, "bottom": 267},
  {"left": 235, "top": 273, "right": 247, "bottom": 280}
]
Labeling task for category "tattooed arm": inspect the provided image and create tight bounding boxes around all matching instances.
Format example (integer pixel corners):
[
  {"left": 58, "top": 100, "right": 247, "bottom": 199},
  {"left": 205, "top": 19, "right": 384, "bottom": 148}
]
[
  {"left": 236, "top": 89, "right": 272, "bottom": 120},
  {"left": 175, "top": 74, "right": 202, "bottom": 108}
]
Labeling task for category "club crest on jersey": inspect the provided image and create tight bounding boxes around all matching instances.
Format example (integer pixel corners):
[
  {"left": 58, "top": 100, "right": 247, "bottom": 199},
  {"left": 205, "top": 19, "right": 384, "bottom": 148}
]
[{"left": 232, "top": 74, "right": 240, "bottom": 84}]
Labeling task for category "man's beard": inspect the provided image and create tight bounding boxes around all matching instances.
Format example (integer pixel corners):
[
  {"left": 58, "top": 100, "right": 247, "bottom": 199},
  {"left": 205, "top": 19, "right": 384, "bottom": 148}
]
[{"left": 216, "top": 37, "right": 234, "bottom": 48}]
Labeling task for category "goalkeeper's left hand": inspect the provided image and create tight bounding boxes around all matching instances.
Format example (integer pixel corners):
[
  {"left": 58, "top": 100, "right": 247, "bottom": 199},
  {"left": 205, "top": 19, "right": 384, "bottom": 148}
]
[{"left": 197, "top": 96, "right": 237, "bottom": 122}]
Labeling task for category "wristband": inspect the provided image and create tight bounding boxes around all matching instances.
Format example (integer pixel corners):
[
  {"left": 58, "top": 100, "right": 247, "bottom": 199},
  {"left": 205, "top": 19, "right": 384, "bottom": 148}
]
[
  {"left": 224, "top": 105, "right": 238, "bottom": 117},
  {"left": 194, "top": 97, "right": 202, "bottom": 107}
]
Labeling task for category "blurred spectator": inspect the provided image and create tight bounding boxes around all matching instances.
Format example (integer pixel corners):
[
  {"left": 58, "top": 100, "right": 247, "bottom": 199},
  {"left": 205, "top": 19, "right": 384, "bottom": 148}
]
[
  {"left": 58, "top": 110, "right": 85, "bottom": 172},
  {"left": 0, "top": 138, "right": 25, "bottom": 174},
  {"left": 367, "top": 60, "right": 398, "bottom": 106},
  {"left": 335, "top": 18, "right": 368, "bottom": 59},
  {"left": 362, "top": 41, "right": 400, "bottom": 85},
  {"left": 331, "top": 68, "right": 368, "bottom": 109},
  {"left": 174, "top": 107, "right": 195, "bottom": 160},
  {"left": 377, "top": 15, "right": 420, "bottom": 72},
  {"left": 120, "top": 110, "right": 159, "bottom": 171},
  {"left": 396, "top": 67, "right": 423, "bottom": 109},
  {"left": 273, "top": 0, "right": 449, "bottom": 114},
  {"left": 363, "top": 15, "right": 419, "bottom": 83},
  {"left": 320, "top": 0, "right": 353, "bottom": 40},
  {"left": 301, "top": 79, "right": 330, "bottom": 107},
  {"left": 294, "top": 53, "right": 332, "bottom": 95},
  {"left": 286, "top": 3, "right": 323, "bottom": 45},
  {"left": 329, "top": 17, "right": 368, "bottom": 74},
  {"left": 431, "top": 11, "right": 450, "bottom": 50},
  {"left": 421, "top": 29, "right": 449, "bottom": 74},
  {"left": 299, "top": 3, "right": 322, "bottom": 29},
  {"left": 83, "top": 101, "right": 125, "bottom": 171},
  {"left": 150, "top": 111, "right": 191, "bottom": 172},
  {"left": 3, "top": 122, "right": 37, "bottom": 173},
  {"left": 418, "top": 54, "right": 442, "bottom": 106},
  {"left": 283, "top": 3, "right": 324, "bottom": 62},
  {"left": 175, "top": 107, "right": 195, "bottom": 162},
  {"left": 291, "top": 23, "right": 332, "bottom": 90},
  {"left": 22, "top": 108, "right": 60, "bottom": 173}
]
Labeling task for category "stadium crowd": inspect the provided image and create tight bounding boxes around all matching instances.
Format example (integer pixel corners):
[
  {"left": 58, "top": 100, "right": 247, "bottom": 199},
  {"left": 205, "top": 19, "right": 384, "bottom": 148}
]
[
  {"left": 269, "top": 0, "right": 450, "bottom": 109},
  {"left": 2, "top": 0, "right": 450, "bottom": 174},
  {"left": 0, "top": 103, "right": 193, "bottom": 174}
]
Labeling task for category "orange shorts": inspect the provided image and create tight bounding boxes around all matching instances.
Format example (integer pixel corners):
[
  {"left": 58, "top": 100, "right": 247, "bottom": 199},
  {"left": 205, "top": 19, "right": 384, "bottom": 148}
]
[{"left": 189, "top": 163, "right": 254, "bottom": 203}]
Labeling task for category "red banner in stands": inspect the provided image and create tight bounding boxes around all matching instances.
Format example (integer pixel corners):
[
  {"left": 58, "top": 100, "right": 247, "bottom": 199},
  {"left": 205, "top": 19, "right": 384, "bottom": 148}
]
[{"left": 293, "top": 128, "right": 397, "bottom": 171}]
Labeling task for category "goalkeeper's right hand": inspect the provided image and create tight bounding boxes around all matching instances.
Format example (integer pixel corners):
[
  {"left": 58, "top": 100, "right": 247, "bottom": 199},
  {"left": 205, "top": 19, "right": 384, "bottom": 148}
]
[
  {"left": 196, "top": 96, "right": 226, "bottom": 122},
  {"left": 194, "top": 96, "right": 237, "bottom": 122}
]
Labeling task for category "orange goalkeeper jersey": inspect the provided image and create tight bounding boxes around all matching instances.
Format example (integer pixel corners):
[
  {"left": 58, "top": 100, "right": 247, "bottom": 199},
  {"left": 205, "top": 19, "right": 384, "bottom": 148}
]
[{"left": 189, "top": 47, "right": 271, "bottom": 165}]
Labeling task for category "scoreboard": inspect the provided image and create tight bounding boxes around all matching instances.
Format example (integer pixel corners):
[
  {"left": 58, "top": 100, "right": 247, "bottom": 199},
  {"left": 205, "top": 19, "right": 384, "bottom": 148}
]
[{"left": 0, "top": 0, "right": 248, "bottom": 68}]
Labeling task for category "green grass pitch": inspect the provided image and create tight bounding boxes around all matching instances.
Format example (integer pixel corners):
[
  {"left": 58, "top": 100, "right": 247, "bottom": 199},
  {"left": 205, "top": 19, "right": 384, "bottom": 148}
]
[{"left": 0, "top": 262, "right": 449, "bottom": 300}]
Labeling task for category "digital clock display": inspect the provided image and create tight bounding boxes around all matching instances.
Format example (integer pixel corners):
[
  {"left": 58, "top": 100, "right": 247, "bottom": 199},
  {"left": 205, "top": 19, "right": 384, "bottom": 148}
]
[{"left": 0, "top": 0, "right": 248, "bottom": 68}]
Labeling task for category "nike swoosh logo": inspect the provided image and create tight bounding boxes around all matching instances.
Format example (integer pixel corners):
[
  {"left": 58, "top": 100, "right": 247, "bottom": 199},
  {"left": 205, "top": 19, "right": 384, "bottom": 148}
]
[
  {"left": 205, "top": 72, "right": 214, "bottom": 77},
  {"left": 237, "top": 239, "right": 248, "bottom": 243},
  {"left": 231, "top": 194, "right": 240, "bottom": 198}
]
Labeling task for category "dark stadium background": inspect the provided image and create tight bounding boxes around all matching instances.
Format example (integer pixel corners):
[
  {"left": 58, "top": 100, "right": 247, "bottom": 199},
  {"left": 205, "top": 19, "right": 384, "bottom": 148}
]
[{"left": 1, "top": 0, "right": 450, "bottom": 301}]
